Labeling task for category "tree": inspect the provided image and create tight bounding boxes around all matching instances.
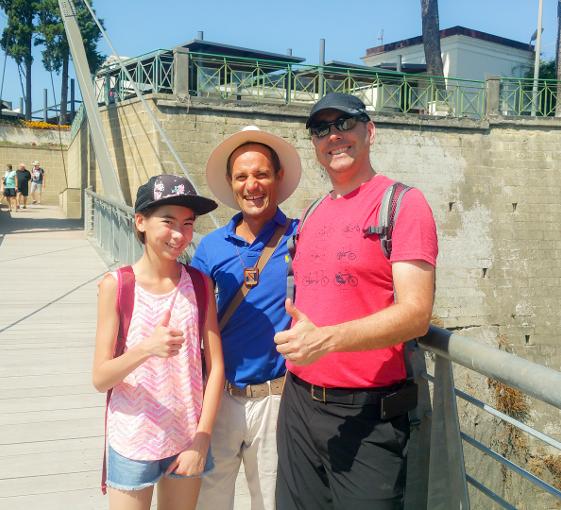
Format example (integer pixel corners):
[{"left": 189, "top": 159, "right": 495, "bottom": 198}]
[
  {"left": 36, "top": 0, "right": 104, "bottom": 123},
  {"left": 0, "top": 0, "right": 41, "bottom": 120},
  {"left": 525, "top": 59, "right": 557, "bottom": 116},
  {"left": 527, "top": 59, "right": 556, "bottom": 80},
  {"left": 420, "top": 0, "right": 444, "bottom": 77}
]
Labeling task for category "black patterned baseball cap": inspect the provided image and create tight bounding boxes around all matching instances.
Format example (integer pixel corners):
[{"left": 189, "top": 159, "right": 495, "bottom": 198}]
[{"left": 134, "top": 174, "right": 217, "bottom": 215}]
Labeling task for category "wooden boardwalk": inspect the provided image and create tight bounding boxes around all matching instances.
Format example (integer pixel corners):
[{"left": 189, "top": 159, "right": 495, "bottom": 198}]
[{"left": 0, "top": 204, "right": 250, "bottom": 509}]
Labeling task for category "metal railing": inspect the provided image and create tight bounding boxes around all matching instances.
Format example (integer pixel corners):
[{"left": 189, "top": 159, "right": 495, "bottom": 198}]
[
  {"left": 91, "top": 48, "right": 561, "bottom": 120},
  {"left": 93, "top": 49, "right": 488, "bottom": 118},
  {"left": 187, "top": 51, "right": 487, "bottom": 118},
  {"left": 419, "top": 327, "right": 561, "bottom": 509},
  {"left": 95, "top": 49, "right": 174, "bottom": 105},
  {"left": 84, "top": 187, "right": 199, "bottom": 265},
  {"left": 86, "top": 190, "right": 561, "bottom": 509},
  {"left": 500, "top": 77, "right": 560, "bottom": 117},
  {"left": 84, "top": 188, "right": 141, "bottom": 265}
]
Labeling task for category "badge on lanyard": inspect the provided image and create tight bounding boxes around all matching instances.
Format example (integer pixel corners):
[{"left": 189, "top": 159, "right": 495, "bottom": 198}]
[{"left": 244, "top": 267, "right": 260, "bottom": 288}]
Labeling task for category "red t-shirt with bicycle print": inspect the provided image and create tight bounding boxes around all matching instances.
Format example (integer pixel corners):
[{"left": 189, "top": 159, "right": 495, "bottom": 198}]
[{"left": 288, "top": 174, "right": 438, "bottom": 388}]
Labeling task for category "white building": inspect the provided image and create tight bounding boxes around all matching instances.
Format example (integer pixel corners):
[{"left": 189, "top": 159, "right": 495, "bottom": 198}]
[{"left": 362, "top": 26, "right": 534, "bottom": 81}]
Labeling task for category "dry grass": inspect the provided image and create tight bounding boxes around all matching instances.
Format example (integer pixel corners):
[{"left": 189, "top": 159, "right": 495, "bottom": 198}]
[
  {"left": 487, "top": 333, "right": 561, "bottom": 493},
  {"left": 488, "top": 379, "right": 530, "bottom": 422},
  {"left": 543, "top": 455, "right": 561, "bottom": 490}
]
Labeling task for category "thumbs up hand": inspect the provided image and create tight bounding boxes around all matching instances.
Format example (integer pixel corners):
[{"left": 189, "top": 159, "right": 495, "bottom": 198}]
[
  {"left": 274, "top": 299, "right": 330, "bottom": 366},
  {"left": 142, "top": 309, "right": 185, "bottom": 358}
]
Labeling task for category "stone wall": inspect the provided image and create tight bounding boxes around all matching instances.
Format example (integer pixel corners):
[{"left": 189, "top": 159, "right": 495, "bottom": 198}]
[
  {"left": 71, "top": 95, "right": 561, "bottom": 506},
  {"left": 0, "top": 122, "right": 69, "bottom": 205},
  {"left": 70, "top": 95, "right": 561, "bottom": 367}
]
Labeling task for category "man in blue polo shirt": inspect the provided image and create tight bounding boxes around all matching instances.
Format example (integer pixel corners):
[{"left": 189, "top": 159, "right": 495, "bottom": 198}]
[{"left": 192, "top": 126, "right": 301, "bottom": 510}]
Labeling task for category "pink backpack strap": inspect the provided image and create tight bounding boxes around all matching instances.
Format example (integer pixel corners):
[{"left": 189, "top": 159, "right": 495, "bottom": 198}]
[
  {"left": 101, "top": 266, "right": 135, "bottom": 495},
  {"left": 184, "top": 264, "right": 208, "bottom": 336}
]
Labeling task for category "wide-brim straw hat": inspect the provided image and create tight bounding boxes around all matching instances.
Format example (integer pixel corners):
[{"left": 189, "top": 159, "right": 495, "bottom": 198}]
[{"left": 206, "top": 126, "right": 302, "bottom": 210}]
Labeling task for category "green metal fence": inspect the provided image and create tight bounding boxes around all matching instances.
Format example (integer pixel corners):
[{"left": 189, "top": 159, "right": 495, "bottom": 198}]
[
  {"left": 95, "top": 49, "right": 174, "bottom": 104},
  {"left": 187, "top": 51, "right": 487, "bottom": 118},
  {"left": 499, "top": 77, "right": 560, "bottom": 117},
  {"left": 93, "top": 48, "right": 561, "bottom": 120}
]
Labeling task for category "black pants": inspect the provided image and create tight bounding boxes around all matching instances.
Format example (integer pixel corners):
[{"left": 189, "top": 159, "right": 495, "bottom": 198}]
[{"left": 276, "top": 373, "right": 409, "bottom": 510}]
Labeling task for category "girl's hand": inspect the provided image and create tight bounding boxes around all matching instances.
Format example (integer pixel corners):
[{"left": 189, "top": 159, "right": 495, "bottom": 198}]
[
  {"left": 165, "top": 434, "right": 210, "bottom": 476},
  {"left": 141, "top": 310, "right": 184, "bottom": 358}
]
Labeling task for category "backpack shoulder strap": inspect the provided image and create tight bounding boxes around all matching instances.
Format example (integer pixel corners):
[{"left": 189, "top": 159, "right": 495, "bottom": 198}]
[
  {"left": 102, "top": 265, "right": 135, "bottom": 495},
  {"left": 115, "top": 266, "right": 135, "bottom": 356},
  {"left": 364, "top": 182, "right": 412, "bottom": 259},
  {"left": 184, "top": 264, "right": 208, "bottom": 336}
]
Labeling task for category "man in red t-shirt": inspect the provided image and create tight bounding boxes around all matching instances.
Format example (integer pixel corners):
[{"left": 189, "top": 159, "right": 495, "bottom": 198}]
[{"left": 274, "top": 93, "right": 438, "bottom": 510}]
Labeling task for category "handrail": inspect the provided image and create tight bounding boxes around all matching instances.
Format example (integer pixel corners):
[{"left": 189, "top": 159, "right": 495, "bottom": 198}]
[
  {"left": 420, "top": 326, "right": 561, "bottom": 409},
  {"left": 84, "top": 187, "right": 201, "bottom": 265},
  {"left": 96, "top": 48, "right": 173, "bottom": 74},
  {"left": 420, "top": 326, "right": 561, "bottom": 509},
  {"left": 87, "top": 187, "right": 133, "bottom": 214}
]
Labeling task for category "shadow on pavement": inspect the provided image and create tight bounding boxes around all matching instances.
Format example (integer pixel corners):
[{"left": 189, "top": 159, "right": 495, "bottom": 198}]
[{"left": 0, "top": 204, "right": 83, "bottom": 236}]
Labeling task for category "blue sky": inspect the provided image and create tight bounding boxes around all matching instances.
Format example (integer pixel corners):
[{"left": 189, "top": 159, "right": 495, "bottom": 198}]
[{"left": 0, "top": 0, "right": 558, "bottom": 117}]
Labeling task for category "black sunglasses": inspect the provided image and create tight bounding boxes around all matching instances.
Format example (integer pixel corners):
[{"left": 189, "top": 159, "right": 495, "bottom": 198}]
[{"left": 308, "top": 114, "right": 369, "bottom": 138}]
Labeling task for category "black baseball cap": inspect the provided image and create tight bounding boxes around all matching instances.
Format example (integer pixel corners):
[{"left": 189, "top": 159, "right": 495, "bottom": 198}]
[
  {"left": 306, "top": 93, "right": 370, "bottom": 128},
  {"left": 134, "top": 174, "right": 217, "bottom": 215}
]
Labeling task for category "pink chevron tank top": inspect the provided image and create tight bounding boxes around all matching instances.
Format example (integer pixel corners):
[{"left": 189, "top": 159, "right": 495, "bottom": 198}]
[{"left": 107, "top": 266, "right": 203, "bottom": 460}]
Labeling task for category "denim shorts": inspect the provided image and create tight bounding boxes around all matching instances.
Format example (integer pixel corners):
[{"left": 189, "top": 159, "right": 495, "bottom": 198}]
[{"left": 106, "top": 444, "right": 215, "bottom": 491}]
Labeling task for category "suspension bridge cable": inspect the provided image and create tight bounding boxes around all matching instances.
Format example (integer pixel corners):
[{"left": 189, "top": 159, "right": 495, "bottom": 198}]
[
  {"left": 50, "top": 69, "right": 69, "bottom": 187},
  {"left": 17, "top": 63, "right": 25, "bottom": 103},
  {"left": 79, "top": 0, "right": 220, "bottom": 228},
  {"left": 0, "top": 50, "right": 7, "bottom": 102}
]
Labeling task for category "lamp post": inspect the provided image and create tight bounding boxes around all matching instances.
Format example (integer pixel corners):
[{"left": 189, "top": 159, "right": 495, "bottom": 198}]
[{"left": 532, "top": 0, "right": 543, "bottom": 115}]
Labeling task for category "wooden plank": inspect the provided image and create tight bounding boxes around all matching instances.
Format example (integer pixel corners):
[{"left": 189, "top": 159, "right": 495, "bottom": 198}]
[
  {"left": 0, "top": 384, "right": 94, "bottom": 399},
  {"left": 0, "top": 417, "right": 103, "bottom": 444},
  {"left": 0, "top": 488, "right": 105, "bottom": 510},
  {"left": 0, "top": 436, "right": 101, "bottom": 456}
]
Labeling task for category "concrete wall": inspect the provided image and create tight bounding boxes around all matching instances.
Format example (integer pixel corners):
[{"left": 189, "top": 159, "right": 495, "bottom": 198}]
[
  {"left": 0, "top": 122, "right": 70, "bottom": 205},
  {"left": 70, "top": 95, "right": 561, "bottom": 367},
  {"left": 71, "top": 94, "right": 561, "bottom": 506}
]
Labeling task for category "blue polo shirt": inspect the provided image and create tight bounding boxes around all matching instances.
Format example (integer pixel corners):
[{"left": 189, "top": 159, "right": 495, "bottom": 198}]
[{"left": 191, "top": 208, "right": 298, "bottom": 388}]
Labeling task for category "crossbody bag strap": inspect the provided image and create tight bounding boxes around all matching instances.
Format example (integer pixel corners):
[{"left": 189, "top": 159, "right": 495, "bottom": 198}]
[
  {"left": 219, "top": 222, "right": 291, "bottom": 331},
  {"left": 184, "top": 265, "right": 208, "bottom": 337}
]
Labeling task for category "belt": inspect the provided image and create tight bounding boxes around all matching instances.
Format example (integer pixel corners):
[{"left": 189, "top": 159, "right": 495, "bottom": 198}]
[
  {"left": 225, "top": 376, "right": 285, "bottom": 399},
  {"left": 290, "top": 373, "right": 405, "bottom": 406}
]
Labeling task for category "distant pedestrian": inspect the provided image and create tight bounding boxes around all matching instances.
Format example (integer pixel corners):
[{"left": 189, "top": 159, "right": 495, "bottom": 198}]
[
  {"left": 2, "top": 163, "right": 18, "bottom": 213},
  {"left": 16, "top": 163, "right": 31, "bottom": 209},
  {"left": 30, "top": 160, "right": 45, "bottom": 204}
]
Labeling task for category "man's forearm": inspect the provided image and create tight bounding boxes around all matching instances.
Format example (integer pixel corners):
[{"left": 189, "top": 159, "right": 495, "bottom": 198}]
[{"left": 322, "top": 301, "right": 432, "bottom": 353}]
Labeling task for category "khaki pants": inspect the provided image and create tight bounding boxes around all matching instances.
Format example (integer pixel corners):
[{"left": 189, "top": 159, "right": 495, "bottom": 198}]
[{"left": 197, "top": 390, "right": 280, "bottom": 510}]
